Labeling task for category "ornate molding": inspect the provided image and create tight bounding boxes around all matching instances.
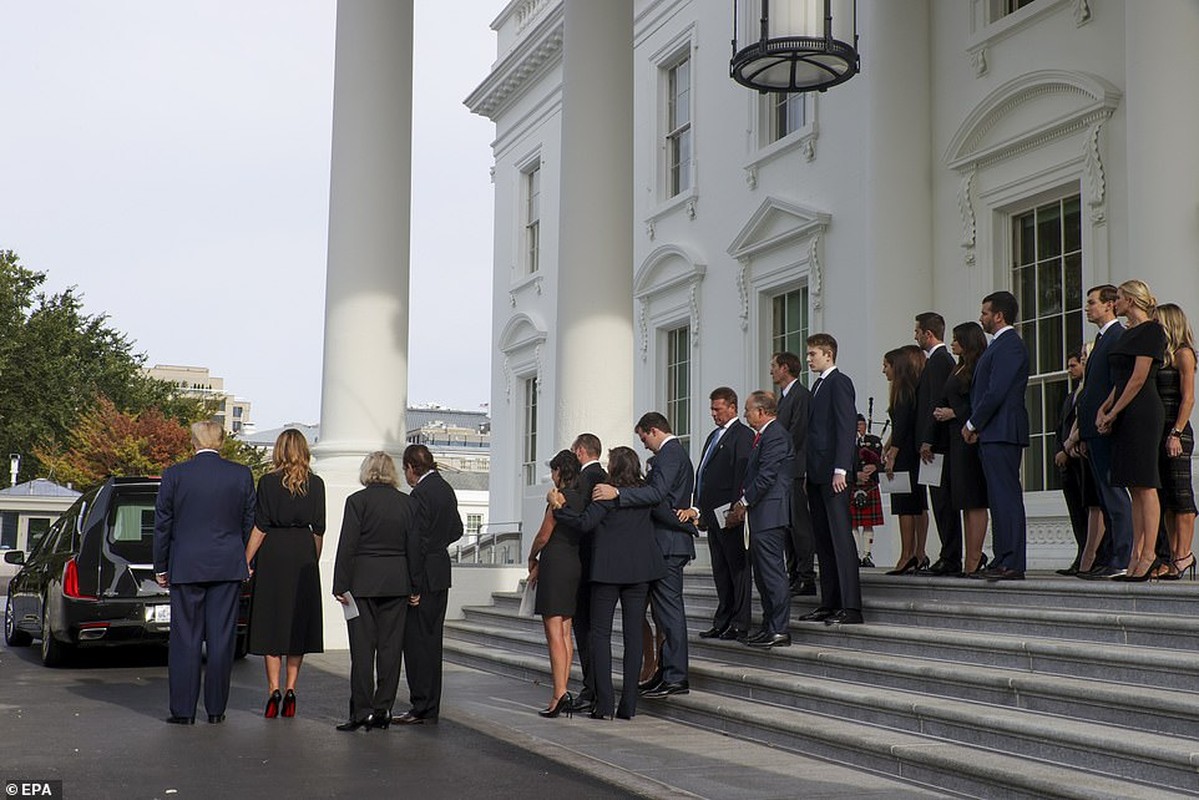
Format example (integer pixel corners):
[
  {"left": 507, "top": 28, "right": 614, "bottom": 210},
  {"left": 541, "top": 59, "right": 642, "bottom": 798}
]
[
  {"left": 971, "top": 47, "right": 988, "bottom": 77},
  {"left": 801, "top": 136, "right": 816, "bottom": 162},
  {"left": 645, "top": 220, "right": 655, "bottom": 241},
  {"left": 809, "top": 235, "right": 823, "bottom": 311},
  {"left": 1083, "top": 122, "right": 1106, "bottom": 224},
  {"left": 737, "top": 261, "right": 750, "bottom": 332},
  {"left": 957, "top": 170, "right": 977, "bottom": 266},
  {"left": 1074, "top": 0, "right": 1091, "bottom": 27},
  {"left": 685, "top": 199, "right": 697, "bottom": 220},
  {"left": 689, "top": 284, "right": 700, "bottom": 346},
  {"left": 745, "top": 165, "right": 758, "bottom": 190},
  {"left": 464, "top": 6, "right": 564, "bottom": 121},
  {"left": 534, "top": 345, "right": 543, "bottom": 395},
  {"left": 503, "top": 356, "right": 513, "bottom": 403},
  {"left": 638, "top": 298, "right": 649, "bottom": 361}
]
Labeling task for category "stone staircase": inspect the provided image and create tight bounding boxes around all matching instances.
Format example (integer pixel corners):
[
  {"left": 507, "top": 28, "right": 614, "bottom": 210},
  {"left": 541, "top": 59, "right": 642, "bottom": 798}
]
[{"left": 444, "top": 569, "right": 1199, "bottom": 799}]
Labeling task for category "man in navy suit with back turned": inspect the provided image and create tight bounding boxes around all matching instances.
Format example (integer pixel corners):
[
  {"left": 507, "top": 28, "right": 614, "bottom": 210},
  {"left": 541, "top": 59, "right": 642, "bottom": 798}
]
[
  {"left": 154, "top": 421, "right": 256, "bottom": 725},
  {"left": 593, "top": 411, "right": 697, "bottom": 698},
  {"left": 964, "top": 290, "right": 1031, "bottom": 581},
  {"left": 798, "top": 333, "right": 863, "bottom": 625}
]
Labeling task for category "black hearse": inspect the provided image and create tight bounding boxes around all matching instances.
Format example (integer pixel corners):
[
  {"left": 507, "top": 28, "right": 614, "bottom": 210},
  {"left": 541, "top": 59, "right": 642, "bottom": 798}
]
[{"left": 4, "top": 476, "right": 249, "bottom": 666}]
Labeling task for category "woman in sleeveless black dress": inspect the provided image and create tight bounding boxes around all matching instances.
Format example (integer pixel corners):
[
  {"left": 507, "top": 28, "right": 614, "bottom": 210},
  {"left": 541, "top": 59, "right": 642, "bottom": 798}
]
[
  {"left": 883, "top": 345, "right": 928, "bottom": 574},
  {"left": 933, "top": 322, "right": 990, "bottom": 575},
  {"left": 1097, "top": 281, "right": 1167, "bottom": 580},
  {"left": 244, "top": 429, "right": 326, "bottom": 717},
  {"left": 1155, "top": 303, "right": 1197, "bottom": 579},
  {"left": 527, "top": 450, "right": 585, "bottom": 717}
]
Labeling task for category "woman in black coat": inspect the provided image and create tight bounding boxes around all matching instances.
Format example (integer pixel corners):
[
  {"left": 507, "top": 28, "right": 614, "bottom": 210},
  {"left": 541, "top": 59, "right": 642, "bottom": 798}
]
[
  {"left": 883, "top": 345, "right": 928, "bottom": 574},
  {"left": 551, "top": 447, "right": 666, "bottom": 720},
  {"left": 332, "top": 451, "right": 422, "bottom": 731}
]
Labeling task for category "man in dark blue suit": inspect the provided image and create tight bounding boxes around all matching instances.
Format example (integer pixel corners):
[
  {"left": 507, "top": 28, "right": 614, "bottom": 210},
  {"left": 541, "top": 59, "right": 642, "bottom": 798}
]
[
  {"left": 915, "top": 312, "right": 963, "bottom": 575},
  {"left": 593, "top": 411, "right": 697, "bottom": 697},
  {"left": 680, "top": 387, "right": 755, "bottom": 641},
  {"left": 153, "top": 421, "right": 255, "bottom": 724},
  {"left": 736, "top": 390, "right": 795, "bottom": 648},
  {"left": 798, "top": 333, "right": 862, "bottom": 625},
  {"left": 1065, "top": 284, "right": 1132, "bottom": 578},
  {"left": 771, "top": 352, "right": 816, "bottom": 596},
  {"left": 964, "top": 291, "right": 1030, "bottom": 580}
]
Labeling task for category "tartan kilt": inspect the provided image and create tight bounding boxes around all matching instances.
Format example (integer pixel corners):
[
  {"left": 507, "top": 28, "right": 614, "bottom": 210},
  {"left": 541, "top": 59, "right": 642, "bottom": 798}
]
[{"left": 850, "top": 484, "right": 885, "bottom": 528}]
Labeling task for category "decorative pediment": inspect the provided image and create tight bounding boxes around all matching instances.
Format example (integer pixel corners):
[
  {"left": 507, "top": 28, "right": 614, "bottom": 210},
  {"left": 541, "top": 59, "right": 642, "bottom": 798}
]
[
  {"left": 727, "top": 197, "right": 830, "bottom": 262},
  {"left": 498, "top": 312, "right": 546, "bottom": 354},
  {"left": 945, "top": 70, "right": 1120, "bottom": 171},
  {"left": 633, "top": 244, "right": 706, "bottom": 299}
]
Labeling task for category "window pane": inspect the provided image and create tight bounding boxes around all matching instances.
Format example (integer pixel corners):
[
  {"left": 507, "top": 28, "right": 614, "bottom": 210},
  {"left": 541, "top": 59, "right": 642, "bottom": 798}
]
[
  {"left": 1026, "top": 381, "right": 1043, "bottom": 432},
  {"left": 1064, "top": 253, "right": 1082, "bottom": 310},
  {"left": 1016, "top": 266, "right": 1036, "bottom": 321},
  {"left": 1063, "top": 196, "right": 1082, "bottom": 253},
  {"left": 1016, "top": 212, "right": 1036, "bottom": 267},
  {"left": 1066, "top": 310, "right": 1083, "bottom": 363},
  {"left": 1025, "top": 437, "right": 1045, "bottom": 492},
  {"left": 1037, "top": 258, "right": 1063, "bottom": 317},
  {"left": 1036, "top": 203, "right": 1062, "bottom": 259},
  {"left": 1038, "top": 317, "right": 1063, "bottom": 374}
]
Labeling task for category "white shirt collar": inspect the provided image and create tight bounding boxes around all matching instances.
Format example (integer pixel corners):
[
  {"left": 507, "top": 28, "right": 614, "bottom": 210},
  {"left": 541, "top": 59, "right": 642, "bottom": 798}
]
[
  {"left": 925, "top": 342, "right": 946, "bottom": 357},
  {"left": 416, "top": 470, "right": 433, "bottom": 485},
  {"left": 780, "top": 377, "right": 797, "bottom": 397},
  {"left": 815, "top": 366, "right": 838, "bottom": 380},
  {"left": 991, "top": 325, "right": 1014, "bottom": 340},
  {"left": 579, "top": 459, "right": 601, "bottom": 471},
  {"left": 757, "top": 418, "right": 775, "bottom": 434},
  {"left": 1098, "top": 318, "right": 1121, "bottom": 335},
  {"left": 195, "top": 449, "right": 219, "bottom": 455}
]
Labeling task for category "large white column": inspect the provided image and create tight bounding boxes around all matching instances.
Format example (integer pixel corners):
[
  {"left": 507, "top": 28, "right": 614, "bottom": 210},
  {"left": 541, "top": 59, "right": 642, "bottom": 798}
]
[
  {"left": 1124, "top": 1, "right": 1199, "bottom": 314},
  {"left": 553, "top": 0, "right": 635, "bottom": 455},
  {"left": 313, "top": 0, "right": 414, "bottom": 648}
]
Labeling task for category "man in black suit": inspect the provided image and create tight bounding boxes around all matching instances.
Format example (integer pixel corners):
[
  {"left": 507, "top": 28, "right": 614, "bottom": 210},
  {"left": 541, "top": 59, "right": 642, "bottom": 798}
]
[
  {"left": 396, "top": 444, "right": 464, "bottom": 724},
  {"left": 593, "top": 412, "right": 697, "bottom": 698},
  {"left": 153, "top": 421, "right": 256, "bottom": 725},
  {"left": 567, "top": 432, "right": 606, "bottom": 712},
  {"left": 915, "top": 312, "right": 963, "bottom": 575},
  {"left": 680, "top": 387, "right": 755, "bottom": 641},
  {"left": 736, "top": 390, "right": 796, "bottom": 648},
  {"left": 964, "top": 291, "right": 1030, "bottom": 581},
  {"left": 798, "top": 333, "right": 863, "bottom": 625},
  {"left": 771, "top": 352, "right": 816, "bottom": 596}
]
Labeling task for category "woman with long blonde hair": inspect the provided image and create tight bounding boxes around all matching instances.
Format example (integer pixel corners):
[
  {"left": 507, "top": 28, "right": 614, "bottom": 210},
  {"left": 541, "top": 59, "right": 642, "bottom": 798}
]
[
  {"left": 245, "top": 429, "right": 327, "bottom": 717},
  {"left": 1155, "top": 303, "right": 1197, "bottom": 579},
  {"left": 1096, "top": 280, "right": 1168, "bottom": 581}
]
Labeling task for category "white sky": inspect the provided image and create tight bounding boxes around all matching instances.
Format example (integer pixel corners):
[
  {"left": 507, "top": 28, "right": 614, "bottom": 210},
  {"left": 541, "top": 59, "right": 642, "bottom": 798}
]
[{"left": 0, "top": 1, "right": 501, "bottom": 430}]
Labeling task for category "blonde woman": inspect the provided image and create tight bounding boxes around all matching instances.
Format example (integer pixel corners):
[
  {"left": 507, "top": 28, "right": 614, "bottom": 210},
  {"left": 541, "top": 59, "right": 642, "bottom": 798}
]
[
  {"left": 1156, "top": 303, "right": 1197, "bottom": 579},
  {"left": 1096, "top": 280, "right": 1168, "bottom": 581},
  {"left": 245, "top": 429, "right": 327, "bottom": 717}
]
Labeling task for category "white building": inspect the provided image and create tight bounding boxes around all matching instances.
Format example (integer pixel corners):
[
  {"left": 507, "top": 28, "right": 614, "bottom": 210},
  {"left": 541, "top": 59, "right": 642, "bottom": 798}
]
[
  {"left": 145, "top": 364, "right": 253, "bottom": 435},
  {"left": 466, "top": 0, "right": 1199, "bottom": 566}
]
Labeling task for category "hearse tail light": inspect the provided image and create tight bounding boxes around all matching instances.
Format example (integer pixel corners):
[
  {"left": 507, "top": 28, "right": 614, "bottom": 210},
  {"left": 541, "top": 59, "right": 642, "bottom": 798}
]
[{"left": 63, "top": 558, "right": 96, "bottom": 600}]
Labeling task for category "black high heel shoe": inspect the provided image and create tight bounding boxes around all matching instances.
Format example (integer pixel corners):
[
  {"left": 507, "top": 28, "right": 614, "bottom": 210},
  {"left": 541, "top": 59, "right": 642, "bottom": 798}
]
[
  {"left": 264, "top": 689, "right": 282, "bottom": 719},
  {"left": 1163, "top": 553, "right": 1197, "bottom": 581},
  {"left": 1115, "top": 558, "right": 1162, "bottom": 582},
  {"left": 281, "top": 689, "right": 296, "bottom": 718},
  {"left": 886, "top": 557, "right": 918, "bottom": 576},
  {"left": 538, "top": 693, "right": 574, "bottom": 719}
]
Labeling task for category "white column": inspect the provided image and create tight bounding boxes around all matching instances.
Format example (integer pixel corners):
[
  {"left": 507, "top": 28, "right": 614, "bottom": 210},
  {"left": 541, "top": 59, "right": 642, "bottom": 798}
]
[
  {"left": 313, "top": 0, "right": 414, "bottom": 648},
  {"left": 553, "top": 0, "right": 635, "bottom": 455},
  {"left": 1124, "top": 0, "right": 1199, "bottom": 314}
]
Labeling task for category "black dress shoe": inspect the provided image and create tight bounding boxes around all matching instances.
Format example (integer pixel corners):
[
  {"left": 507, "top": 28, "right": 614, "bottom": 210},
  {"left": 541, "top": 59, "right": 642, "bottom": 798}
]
[
  {"left": 1078, "top": 565, "right": 1123, "bottom": 580},
  {"left": 637, "top": 672, "right": 664, "bottom": 694},
  {"left": 719, "top": 627, "right": 744, "bottom": 641},
  {"left": 391, "top": 711, "right": 427, "bottom": 725},
  {"left": 642, "top": 680, "right": 690, "bottom": 698},
  {"left": 928, "top": 559, "right": 961, "bottom": 576},
  {"left": 790, "top": 581, "right": 817, "bottom": 596},
  {"left": 1055, "top": 560, "right": 1081, "bottom": 576},
  {"left": 336, "top": 718, "right": 370, "bottom": 731},
  {"left": 367, "top": 712, "right": 392, "bottom": 729},
  {"left": 569, "top": 694, "right": 596, "bottom": 713},
  {"left": 825, "top": 609, "right": 864, "bottom": 625},
  {"left": 797, "top": 608, "right": 835, "bottom": 622},
  {"left": 698, "top": 626, "right": 724, "bottom": 639},
  {"left": 747, "top": 632, "right": 792, "bottom": 648},
  {"left": 743, "top": 629, "right": 771, "bottom": 644},
  {"left": 985, "top": 567, "right": 1025, "bottom": 581},
  {"left": 588, "top": 710, "right": 614, "bottom": 720},
  {"left": 207, "top": 714, "right": 226, "bottom": 724},
  {"left": 615, "top": 710, "right": 633, "bottom": 720},
  {"left": 166, "top": 715, "right": 195, "bottom": 725}
]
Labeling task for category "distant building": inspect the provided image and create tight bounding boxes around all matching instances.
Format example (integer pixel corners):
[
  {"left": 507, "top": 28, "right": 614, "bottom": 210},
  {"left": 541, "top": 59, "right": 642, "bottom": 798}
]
[
  {"left": 0, "top": 478, "right": 81, "bottom": 555},
  {"left": 145, "top": 364, "right": 252, "bottom": 435}
]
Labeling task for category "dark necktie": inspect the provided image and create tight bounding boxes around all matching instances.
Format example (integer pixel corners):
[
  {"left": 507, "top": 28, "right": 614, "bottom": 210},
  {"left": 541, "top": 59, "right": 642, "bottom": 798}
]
[{"left": 811, "top": 376, "right": 825, "bottom": 396}]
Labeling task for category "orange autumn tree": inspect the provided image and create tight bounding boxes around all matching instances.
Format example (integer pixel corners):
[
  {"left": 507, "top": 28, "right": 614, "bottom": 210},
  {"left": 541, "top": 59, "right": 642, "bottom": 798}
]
[{"left": 36, "top": 396, "right": 193, "bottom": 491}]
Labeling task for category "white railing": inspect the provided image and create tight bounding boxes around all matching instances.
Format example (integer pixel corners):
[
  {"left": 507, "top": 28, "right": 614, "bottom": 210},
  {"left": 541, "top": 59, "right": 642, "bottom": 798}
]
[{"left": 452, "top": 520, "right": 522, "bottom": 565}]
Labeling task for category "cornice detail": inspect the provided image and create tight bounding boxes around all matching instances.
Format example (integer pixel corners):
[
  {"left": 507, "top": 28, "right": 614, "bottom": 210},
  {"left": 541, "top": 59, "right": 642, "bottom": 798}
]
[
  {"left": 957, "top": 170, "right": 977, "bottom": 266},
  {"left": 737, "top": 261, "right": 750, "bottom": 332},
  {"left": 1083, "top": 122, "right": 1106, "bottom": 225},
  {"left": 464, "top": 5, "right": 564, "bottom": 121},
  {"left": 809, "top": 234, "right": 824, "bottom": 311}
]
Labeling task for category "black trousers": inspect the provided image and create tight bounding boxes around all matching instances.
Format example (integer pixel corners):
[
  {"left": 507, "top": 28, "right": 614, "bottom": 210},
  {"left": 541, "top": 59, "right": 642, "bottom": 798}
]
[
  {"left": 1061, "top": 458, "right": 1088, "bottom": 564},
  {"left": 590, "top": 581, "right": 648, "bottom": 718},
  {"left": 808, "top": 482, "right": 861, "bottom": 612},
  {"left": 707, "top": 523, "right": 750, "bottom": 633},
  {"left": 785, "top": 478, "right": 816, "bottom": 583},
  {"left": 649, "top": 554, "right": 690, "bottom": 685},
  {"left": 573, "top": 574, "right": 595, "bottom": 702},
  {"left": 402, "top": 588, "right": 448, "bottom": 720},
  {"left": 347, "top": 595, "right": 408, "bottom": 721},
  {"left": 168, "top": 580, "right": 240, "bottom": 719},
  {"left": 929, "top": 467, "right": 962, "bottom": 566}
]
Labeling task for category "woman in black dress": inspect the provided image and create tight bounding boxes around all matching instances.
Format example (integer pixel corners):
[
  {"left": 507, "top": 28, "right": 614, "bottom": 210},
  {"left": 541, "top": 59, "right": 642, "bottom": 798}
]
[
  {"left": 933, "top": 322, "right": 990, "bottom": 575},
  {"left": 551, "top": 447, "right": 666, "bottom": 721},
  {"left": 244, "top": 428, "right": 325, "bottom": 718},
  {"left": 883, "top": 345, "right": 928, "bottom": 574},
  {"left": 1097, "top": 279, "right": 1168, "bottom": 581},
  {"left": 526, "top": 450, "right": 584, "bottom": 717},
  {"left": 1155, "top": 303, "right": 1197, "bottom": 579}
]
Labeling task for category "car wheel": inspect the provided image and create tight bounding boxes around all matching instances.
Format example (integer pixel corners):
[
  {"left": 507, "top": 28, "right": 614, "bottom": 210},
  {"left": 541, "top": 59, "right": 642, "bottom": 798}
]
[
  {"left": 234, "top": 632, "right": 249, "bottom": 660},
  {"left": 40, "top": 601, "right": 70, "bottom": 667},
  {"left": 5, "top": 595, "right": 32, "bottom": 647}
]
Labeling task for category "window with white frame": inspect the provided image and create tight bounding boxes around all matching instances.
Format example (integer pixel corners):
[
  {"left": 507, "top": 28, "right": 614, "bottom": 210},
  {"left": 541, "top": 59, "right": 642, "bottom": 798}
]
[
  {"left": 1013, "top": 194, "right": 1083, "bottom": 492},
  {"left": 766, "top": 92, "right": 806, "bottom": 145},
  {"left": 666, "top": 56, "right": 692, "bottom": 198},
  {"left": 466, "top": 514, "right": 482, "bottom": 537},
  {"left": 665, "top": 325, "right": 691, "bottom": 447},
  {"left": 521, "top": 377, "right": 538, "bottom": 485},
  {"left": 771, "top": 286, "right": 810, "bottom": 386},
  {"left": 997, "top": 0, "right": 1037, "bottom": 19},
  {"left": 523, "top": 162, "right": 541, "bottom": 274}
]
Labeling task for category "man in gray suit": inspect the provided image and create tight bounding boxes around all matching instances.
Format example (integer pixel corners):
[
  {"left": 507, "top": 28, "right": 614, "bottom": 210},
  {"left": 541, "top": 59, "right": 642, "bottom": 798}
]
[{"left": 593, "top": 412, "right": 697, "bottom": 698}]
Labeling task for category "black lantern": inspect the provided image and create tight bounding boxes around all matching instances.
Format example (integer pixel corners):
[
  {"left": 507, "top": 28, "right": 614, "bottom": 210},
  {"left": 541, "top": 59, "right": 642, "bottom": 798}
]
[{"left": 731, "top": 0, "right": 859, "bottom": 93}]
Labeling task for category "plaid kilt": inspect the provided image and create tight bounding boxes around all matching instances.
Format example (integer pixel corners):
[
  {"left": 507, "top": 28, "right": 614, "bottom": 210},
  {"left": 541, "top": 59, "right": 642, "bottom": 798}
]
[{"left": 850, "top": 484, "right": 884, "bottom": 528}]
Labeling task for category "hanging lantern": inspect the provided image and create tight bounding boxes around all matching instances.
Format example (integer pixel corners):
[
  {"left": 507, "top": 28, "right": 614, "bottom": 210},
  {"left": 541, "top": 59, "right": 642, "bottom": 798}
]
[{"left": 731, "top": 0, "right": 859, "bottom": 93}]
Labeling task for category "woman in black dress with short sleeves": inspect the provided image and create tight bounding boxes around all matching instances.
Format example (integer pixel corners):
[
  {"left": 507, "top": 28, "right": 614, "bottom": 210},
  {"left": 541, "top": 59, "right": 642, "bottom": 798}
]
[
  {"left": 883, "top": 345, "right": 928, "bottom": 574},
  {"left": 1097, "top": 280, "right": 1168, "bottom": 580},
  {"left": 933, "top": 322, "right": 990, "bottom": 575},
  {"left": 1155, "top": 303, "right": 1197, "bottom": 579},
  {"left": 245, "top": 429, "right": 326, "bottom": 717}
]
